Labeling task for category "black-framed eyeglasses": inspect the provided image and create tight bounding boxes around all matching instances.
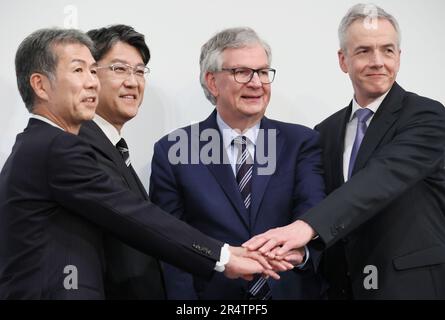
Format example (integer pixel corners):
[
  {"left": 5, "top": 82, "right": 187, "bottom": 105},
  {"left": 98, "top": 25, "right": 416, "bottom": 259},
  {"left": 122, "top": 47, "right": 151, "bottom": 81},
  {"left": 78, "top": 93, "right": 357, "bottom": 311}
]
[
  {"left": 221, "top": 67, "right": 276, "bottom": 84},
  {"left": 96, "top": 63, "right": 150, "bottom": 80}
]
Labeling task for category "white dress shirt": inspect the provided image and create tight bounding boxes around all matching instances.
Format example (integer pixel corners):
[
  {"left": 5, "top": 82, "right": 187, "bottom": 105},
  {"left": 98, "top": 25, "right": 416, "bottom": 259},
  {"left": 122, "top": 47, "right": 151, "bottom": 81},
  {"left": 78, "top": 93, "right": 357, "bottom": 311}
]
[
  {"left": 30, "top": 114, "right": 65, "bottom": 131},
  {"left": 343, "top": 91, "right": 389, "bottom": 182},
  {"left": 92, "top": 114, "right": 122, "bottom": 146}
]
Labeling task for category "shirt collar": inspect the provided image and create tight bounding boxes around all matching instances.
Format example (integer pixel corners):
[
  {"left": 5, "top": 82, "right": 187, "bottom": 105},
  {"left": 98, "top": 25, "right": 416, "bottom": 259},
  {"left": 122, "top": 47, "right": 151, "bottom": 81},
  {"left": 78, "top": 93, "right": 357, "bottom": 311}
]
[
  {"left": 350, "top": 90, "right": 390, "bottom": 121},
  {"left": 92, "top": 114, "right": 122, "bottom": 146},
  {"left": 216, "top": 112, "right": 261, "bottom": 149},
  {"left": 30, "top": 114, "right": 65, "bottom": 131}
]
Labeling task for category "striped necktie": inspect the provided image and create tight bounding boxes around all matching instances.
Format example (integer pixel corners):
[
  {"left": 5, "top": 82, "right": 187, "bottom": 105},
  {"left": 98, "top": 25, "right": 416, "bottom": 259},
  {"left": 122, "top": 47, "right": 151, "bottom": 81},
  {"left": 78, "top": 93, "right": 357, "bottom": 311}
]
[
  {"left": 233, "top": 136, "right": 271, "bottom": 300},
  {"left": 116, "top": 138, "right": 131, "bottom": 167}
]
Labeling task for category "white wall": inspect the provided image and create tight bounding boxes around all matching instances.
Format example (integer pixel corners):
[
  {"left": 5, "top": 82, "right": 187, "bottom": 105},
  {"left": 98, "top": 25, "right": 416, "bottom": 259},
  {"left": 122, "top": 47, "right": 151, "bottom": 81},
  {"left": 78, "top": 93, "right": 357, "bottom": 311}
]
[{"left": 1, "top": 0, "right": 444, "bottom": 191}]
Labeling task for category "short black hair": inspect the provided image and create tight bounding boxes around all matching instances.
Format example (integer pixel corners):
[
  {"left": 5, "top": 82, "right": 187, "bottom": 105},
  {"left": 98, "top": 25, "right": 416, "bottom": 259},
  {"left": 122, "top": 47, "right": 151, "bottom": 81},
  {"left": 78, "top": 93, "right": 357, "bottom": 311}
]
[{"left": 87, "top": 24, "right": 150, "bottom": 65}]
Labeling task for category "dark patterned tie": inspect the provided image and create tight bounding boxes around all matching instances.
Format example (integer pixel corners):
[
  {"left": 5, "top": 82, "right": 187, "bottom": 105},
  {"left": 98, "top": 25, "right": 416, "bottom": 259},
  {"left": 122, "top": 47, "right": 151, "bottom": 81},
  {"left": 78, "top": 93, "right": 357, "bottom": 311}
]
[
  {"left": 233, "top": 136, "right": 271, "bottom": 300},
  {"left": 116, "top": 138, "right": 131, "bottom": 167},
  {"left": 234, "top": 136, "right": 253, "bottom": 210},
  {"left": 348, "top": 108, "right": 374, "bottom": 179}
]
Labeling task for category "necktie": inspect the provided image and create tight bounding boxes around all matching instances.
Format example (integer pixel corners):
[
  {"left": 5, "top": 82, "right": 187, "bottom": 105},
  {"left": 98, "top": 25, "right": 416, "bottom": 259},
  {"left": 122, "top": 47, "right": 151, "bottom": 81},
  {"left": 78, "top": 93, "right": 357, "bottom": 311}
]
[
  {"left": 233, "top": 136, "right": 271, "bottom": 300},
  {"left": 116, "top": 138, "right": 131, "bottom": 167},
  {"left": 234, "top": 136, "right": 253, "bottom": 210},
  {"left": 348, "top": 108, "right": 374, "bottom": 179}
]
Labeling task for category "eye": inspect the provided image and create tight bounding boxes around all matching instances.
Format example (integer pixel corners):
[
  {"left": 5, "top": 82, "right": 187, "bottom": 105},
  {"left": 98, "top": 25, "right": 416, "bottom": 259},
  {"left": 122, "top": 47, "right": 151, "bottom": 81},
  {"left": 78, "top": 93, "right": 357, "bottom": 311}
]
[
  {"left": 235, "top": 68, "right": 252, "bottom": 77},
  {"left": 90, "top": 68, "right": 97, "bottom": 75},
  {"left": 74, "top": 67, "right": 83, "bottom": 73},
  {"left": 112, "top": 64, "right": 127, "bottom": 73},
  {"left": 135, "top": 68, "right": 146, "bottom": 76}
]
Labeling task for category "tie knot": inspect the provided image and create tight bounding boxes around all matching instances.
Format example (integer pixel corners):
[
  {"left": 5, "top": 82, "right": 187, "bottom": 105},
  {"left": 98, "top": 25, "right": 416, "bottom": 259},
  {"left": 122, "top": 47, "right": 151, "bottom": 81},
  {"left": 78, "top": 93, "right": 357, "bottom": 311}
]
[
  {"left": 233, "top": 135, "right": 247, "bottom": 147},
  {"left": 116, "top": 138, "right": 128, "bottom": 152},
  {"left": 355, "top": 108, "right": 374, "bottom": 123}
]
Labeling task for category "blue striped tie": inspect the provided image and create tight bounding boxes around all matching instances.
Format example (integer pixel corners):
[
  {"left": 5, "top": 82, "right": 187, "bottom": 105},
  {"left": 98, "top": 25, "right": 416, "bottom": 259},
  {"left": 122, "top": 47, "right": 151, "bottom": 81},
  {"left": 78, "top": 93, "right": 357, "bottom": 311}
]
[{"left": 233, "top": 136, "right": 271, "bottom": 300}]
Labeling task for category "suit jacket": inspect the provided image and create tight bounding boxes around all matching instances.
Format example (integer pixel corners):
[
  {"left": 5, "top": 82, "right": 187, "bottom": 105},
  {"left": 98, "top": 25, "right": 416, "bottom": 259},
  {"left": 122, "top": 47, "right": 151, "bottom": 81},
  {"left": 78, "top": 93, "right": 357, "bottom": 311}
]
[
  {"left": 0, "top": 118, "right": 222, "bottom": 299},
  {"left": 302, "top": 82, "right": 445, "bottom": 299},
  {"left": 149, "top": 110, "right": 327, "bottom": 299},
  {"left": 79, "top": 120, "right": 165, "bottom": 299}
]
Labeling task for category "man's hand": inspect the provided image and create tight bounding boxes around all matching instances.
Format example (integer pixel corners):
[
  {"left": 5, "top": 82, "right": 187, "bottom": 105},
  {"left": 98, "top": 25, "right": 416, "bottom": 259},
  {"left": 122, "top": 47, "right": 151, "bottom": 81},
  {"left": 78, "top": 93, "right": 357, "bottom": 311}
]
[
  {"left": 242, "top": 220, "right": 316, "bottom": 258},
  {"left": 224, "top": 246, "right": 295, "bottom": 281}
]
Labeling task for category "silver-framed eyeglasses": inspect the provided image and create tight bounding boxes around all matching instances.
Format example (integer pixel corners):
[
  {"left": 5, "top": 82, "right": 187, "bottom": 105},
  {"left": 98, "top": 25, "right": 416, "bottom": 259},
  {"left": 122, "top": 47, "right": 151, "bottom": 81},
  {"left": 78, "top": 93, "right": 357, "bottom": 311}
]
[
  {"left": 221, "top": 67, "right": 276, "bottom": 84},
  {"left": 96, "top": 63, "right": 150, "bottom": 80}
]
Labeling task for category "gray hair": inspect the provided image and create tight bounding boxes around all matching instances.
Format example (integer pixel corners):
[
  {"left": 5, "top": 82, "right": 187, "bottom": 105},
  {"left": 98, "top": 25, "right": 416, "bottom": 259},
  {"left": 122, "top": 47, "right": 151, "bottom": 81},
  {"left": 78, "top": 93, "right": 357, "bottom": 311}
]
[
  {"left": 338, "top": 3, "right": 401, "bottom": 52},
  {"left": 199, "top": 27, "right": 272, "bottom": 105},
  {"left": 15, "top": 28, "right": 94, "bottom": 112}
]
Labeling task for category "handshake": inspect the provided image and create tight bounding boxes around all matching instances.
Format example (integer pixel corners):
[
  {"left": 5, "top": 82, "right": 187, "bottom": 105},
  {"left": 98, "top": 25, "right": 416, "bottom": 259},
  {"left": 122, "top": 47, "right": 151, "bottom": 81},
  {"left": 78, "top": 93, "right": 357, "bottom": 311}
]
[{"left": 224, "top": 220, "right": 316, "bottom": 281}]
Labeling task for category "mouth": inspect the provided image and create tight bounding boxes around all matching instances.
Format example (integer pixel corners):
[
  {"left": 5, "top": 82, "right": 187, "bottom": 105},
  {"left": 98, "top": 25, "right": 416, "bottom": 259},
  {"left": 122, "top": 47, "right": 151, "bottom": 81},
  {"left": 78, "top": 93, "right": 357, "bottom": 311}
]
[
  {"left": 366, "top": 74, "right": 387, "bottom": 77},
  {"left": 119, "top": 94, "right": 137, "bottom": 100},
  {"left": 241, "top": 94, "right": 263, "bottom": 101},
  {"left": 81, "top": 96, "right": 97, "bottom": 104}
]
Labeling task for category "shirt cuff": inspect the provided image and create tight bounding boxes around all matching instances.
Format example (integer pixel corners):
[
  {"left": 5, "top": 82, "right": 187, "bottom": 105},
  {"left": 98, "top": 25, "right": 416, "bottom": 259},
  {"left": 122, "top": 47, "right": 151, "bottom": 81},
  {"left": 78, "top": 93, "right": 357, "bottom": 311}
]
[
  {"left": 295, "top": 245, "right": 310, "bottom": 269},
  {"left": 214, "top": 243, "right": 230, "bottom": 272}
]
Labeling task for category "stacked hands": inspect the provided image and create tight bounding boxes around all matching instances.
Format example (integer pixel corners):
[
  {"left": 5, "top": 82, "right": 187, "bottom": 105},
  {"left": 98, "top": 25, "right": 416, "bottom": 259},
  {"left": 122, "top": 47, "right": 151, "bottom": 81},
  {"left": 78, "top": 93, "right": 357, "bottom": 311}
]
[{"left": 224, "top": 220, "right": 316, "bottom": 280}]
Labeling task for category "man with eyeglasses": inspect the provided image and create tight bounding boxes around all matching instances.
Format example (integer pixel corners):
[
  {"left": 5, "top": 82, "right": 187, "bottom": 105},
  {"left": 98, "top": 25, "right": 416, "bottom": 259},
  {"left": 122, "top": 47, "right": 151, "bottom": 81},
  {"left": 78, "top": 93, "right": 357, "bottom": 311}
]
[
  {"left": 78, "top": 25, "right": 161, "bottom": 299},
  {"left": 149, "top": 27, "right": 327, "bottom": 299}
]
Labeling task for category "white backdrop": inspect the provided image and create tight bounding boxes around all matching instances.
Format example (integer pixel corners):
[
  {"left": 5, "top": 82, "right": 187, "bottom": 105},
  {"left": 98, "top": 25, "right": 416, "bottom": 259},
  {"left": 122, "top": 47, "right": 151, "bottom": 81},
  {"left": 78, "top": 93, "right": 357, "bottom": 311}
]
[{"left": 1, "top": 0, "right": 444, "bottom": 191}]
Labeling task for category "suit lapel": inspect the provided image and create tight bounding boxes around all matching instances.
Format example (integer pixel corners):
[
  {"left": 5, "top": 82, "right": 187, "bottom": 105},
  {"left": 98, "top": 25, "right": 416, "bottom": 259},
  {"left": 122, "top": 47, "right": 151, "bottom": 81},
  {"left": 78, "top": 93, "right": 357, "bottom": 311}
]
[
  {"left": 81, "top": 121, "right": 148, "bottom": 199},
  {"left": 334, "top": 107, "right": 351, "bottom": 187},
  {"left": 250, "top": 117, "right": 283, "bottom": 229},
  {"left": 352, "top": 83, "right": 404, "bottom": 175},
  {"left": 201, "top": 111, "right": 250, "bottom": 229}
]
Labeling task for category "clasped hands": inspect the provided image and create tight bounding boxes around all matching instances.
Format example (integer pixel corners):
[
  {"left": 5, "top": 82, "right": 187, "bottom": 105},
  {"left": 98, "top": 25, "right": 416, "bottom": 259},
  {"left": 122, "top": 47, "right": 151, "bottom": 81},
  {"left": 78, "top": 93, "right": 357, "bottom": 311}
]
[{"left": 224, "top": 220, "right": 316, "bottom": 281}]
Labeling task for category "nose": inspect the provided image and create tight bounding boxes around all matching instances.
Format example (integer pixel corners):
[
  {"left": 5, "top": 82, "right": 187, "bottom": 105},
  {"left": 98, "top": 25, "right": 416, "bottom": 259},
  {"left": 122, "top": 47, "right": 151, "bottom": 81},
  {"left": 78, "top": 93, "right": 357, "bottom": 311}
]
[
  {"left": 123, "top": 71, "right": 138, "bottom": 87},
  {"left": 370, "top": 51, "right": 384, "bottom": 68},
  {"left": 86, "top": 70, "right": 100, "bottom": 90},
  {"left": 247, "top": 71, "right": 262, "bottom": 87}
]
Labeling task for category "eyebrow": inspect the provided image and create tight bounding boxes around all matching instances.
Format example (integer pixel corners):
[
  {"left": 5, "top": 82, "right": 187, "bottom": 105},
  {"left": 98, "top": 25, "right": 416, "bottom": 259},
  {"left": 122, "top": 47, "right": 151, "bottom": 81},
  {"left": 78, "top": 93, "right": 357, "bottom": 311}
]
[
  {"left": 109, "top": 58, "right": 145, "bottom": 67},
  {"left": 70, "top": 59, "right": 98, "bottom": 68},
  {"left": 354, "top": 43, "right": 397, "bottom": 51}
]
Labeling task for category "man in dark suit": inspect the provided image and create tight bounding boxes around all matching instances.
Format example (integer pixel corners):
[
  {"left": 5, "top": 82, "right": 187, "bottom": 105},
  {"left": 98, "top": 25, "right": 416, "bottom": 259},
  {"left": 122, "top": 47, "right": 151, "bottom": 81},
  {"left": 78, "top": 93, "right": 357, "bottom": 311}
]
[
  {"left": 244, "top": 4, "right": 445, "bottom": 299},
  {"left": 78, "top": 25, "right": 164, "bottom": 299},
  {"left": 149, "top": 27, "right": 326, "bottom": 299},
  {"left": 0, "top": 28, "right": 283, "bottom": 299}
]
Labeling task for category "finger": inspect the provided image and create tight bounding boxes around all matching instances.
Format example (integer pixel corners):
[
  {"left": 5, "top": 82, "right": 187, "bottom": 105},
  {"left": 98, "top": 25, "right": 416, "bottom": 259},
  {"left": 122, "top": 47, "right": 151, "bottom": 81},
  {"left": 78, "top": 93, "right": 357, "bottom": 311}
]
[
  {"left": 284, "top": 253, "right": 303, "bottom": 265},
  {"left": 259, "top": 238, "right": 279, "bottom": 255},
  {"left": 242, "top": 236, "right": 268, "bottom": 251},
  {"left": 263, "top": 269, "right": 280, "bottom": 280},
  {"left": 247, "top": 251, "right": 272, "bottom": 270},
  {"left": 269, "top": 260, "right": 293, "bottom": 272},
  {"left": 276, "top": 241, "right": 298, "bottom": 257}
]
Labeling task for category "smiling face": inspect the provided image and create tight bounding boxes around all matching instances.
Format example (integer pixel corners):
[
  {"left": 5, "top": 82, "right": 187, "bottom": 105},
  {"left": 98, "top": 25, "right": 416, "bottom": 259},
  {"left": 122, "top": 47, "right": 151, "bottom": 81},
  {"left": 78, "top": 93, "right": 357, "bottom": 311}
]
[
  {"left": 339, "top": 18, "right": 401, "bottom": 106},
  {"left": 45, "top": 43, "right": 99, "bottom": 130},
  {"left": 206, "top": 44, "right": 271, "bottom": 131},
  {"left": 95, "top": 41, "right": 146, "bottom": 132}
]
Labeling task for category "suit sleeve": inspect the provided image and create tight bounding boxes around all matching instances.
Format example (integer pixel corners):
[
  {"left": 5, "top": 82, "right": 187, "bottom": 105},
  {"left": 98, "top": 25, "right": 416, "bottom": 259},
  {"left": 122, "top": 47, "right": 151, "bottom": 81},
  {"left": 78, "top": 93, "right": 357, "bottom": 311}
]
[
  {"left": 149, "top": 140, "right": 199, "bottom": 299},
  {"left": 46, "top": 133, "right": 222, "bottom": 280},
  {"left": 291, "top": 129, "right": 326, "bottom": 271},
  {"left": 302, "top": 100, "right": 445, "bottom": 248},
  {"left": 291, "top": 130, "right": 326, "bottom": 217}
]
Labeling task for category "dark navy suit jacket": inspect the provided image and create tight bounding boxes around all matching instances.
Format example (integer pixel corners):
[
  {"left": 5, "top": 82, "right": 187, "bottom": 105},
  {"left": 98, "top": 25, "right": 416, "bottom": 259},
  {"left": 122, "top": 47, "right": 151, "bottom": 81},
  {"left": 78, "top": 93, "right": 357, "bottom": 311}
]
[
  {"left": 0, "top": 119, "right": 222, "bottom": 299},
  {"left": 150, "top": 111, "right": 327, "bottom": 299}
]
